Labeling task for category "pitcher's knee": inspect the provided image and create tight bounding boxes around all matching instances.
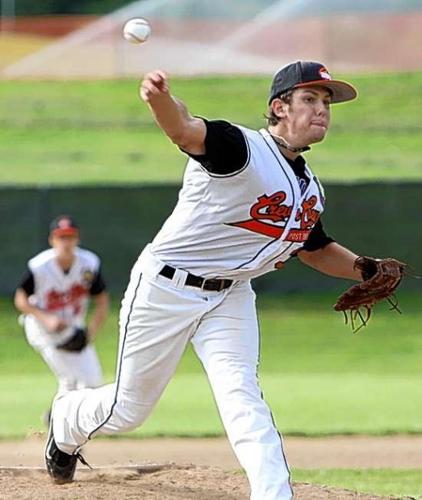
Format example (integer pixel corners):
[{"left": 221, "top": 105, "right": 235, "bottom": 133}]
[{"left": 109, "top": 398, "right": 154, "bottom": 432}]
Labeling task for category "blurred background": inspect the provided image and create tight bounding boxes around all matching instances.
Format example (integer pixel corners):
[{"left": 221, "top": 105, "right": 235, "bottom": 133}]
[
  {"left": 1, "top": 0, "right": 422, "bottom": 78},
  {"left": 0, "top": 0, "right": 422, "bottom": 294},
  {"left": 0, "top": 2, "right": 422, "bottom": 479}
]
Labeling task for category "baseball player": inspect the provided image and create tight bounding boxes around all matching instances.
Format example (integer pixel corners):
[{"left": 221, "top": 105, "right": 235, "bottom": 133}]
[
  {"left": 45, "top": 62, "right": 363, "bottom": 498},
  {"left": 14, "top": 215, "right": 109, "bottom": 408}
]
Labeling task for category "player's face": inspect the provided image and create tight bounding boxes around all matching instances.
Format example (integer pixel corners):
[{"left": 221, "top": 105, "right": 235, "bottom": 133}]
[
  {"left": 49, "top": 234, "right": 79, "bottom": 256},
  {"left": 283, "top": 87, "right": 331, "bottom": 146}
]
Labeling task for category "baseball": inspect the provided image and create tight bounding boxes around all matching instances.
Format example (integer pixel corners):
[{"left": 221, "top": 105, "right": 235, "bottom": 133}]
[{"left": 123, "top": 18, "right": 151, "bottom": 44}]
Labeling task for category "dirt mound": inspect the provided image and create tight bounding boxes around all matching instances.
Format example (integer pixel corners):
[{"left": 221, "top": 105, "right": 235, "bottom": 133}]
[
  {"left": 4, "top": 435, "right": 422, "bottom": 470},
  {"left": 0, "top": 464, "right": 395, "bottom": 499}
]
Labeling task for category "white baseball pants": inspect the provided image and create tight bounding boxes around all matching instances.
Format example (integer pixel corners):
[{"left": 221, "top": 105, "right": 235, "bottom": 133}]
[
  {"left": 39, "top": 344, "right": 103, "bottom": 393},
  {"left": 52, "top": 247, "right": 293, "bottom": 499},
  {"left": 24, "top": 318, "right": 102, "bottom": 393}
]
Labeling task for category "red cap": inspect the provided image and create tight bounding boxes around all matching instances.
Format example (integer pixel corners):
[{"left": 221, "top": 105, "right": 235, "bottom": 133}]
[{"left": 49, "top": 215, "right": 79, "bottom": 237}]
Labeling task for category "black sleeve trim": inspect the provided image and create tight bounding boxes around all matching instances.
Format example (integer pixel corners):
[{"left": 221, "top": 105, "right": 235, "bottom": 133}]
[
  {"left": 203, "top": 127, "right": 251, "bottom": 178},
  {"left": 302, "top": 219, "right": 335, "bottom": 252},
  {"left": 17, "top": 269, "right": 35, "bottom": 296},
  {"left": 90, "top": 268, "right": 107, "bottom": 296},
  {"left": 185, "top": 119, "right": 250, "bottom": 176}
]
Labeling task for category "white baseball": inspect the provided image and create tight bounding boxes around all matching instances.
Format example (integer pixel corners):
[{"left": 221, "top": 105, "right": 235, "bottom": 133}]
[{"left": 123, "top": 18, "right": 151, "bottom": 44}]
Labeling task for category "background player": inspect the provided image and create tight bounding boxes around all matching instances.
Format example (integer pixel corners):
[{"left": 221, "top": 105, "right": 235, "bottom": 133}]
[
  {"left": 14, "top": 215, "right": 109, "bottom": 409},
  {"left": 45, "top": 62, "right": 369, "bottom": 499}
]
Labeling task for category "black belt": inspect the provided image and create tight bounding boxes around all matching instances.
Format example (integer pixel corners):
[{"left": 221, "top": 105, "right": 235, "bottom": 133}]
[{"left": 159, "top": 265, "right": 233, "bottom": 292}]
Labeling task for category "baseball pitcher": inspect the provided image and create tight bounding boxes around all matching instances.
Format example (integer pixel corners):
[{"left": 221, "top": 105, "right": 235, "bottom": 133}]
[{"left": 45, "top": 62, "right": 405, "bottom": 499}]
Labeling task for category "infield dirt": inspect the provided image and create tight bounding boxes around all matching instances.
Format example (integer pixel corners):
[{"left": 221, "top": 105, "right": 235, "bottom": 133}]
[{"left": 0, "top": 435, "right": 420, "bottom": 499}]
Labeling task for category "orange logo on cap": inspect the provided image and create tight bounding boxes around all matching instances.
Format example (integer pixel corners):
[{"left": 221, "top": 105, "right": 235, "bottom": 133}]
[{"left": 319, "top": 67, "right": 331, "bottom": 80}]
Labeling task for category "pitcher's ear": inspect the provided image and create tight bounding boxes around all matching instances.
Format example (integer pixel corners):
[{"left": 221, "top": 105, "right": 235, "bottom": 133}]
[{"left": 271, "top": 98, "right": 288, "bottom": 119}]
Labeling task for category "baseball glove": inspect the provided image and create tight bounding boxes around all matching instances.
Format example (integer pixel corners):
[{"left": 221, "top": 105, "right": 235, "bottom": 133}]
[
  {"left": 57, "top": 327, "right": 89, "bottom": 352},
  {"left": 334, "top": 256, "right": 407, "bottom": 333}
]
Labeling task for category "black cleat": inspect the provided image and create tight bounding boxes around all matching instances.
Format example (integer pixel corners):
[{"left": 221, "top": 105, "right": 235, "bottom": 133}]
[
  {"left": 45, "top": 419, "right": 92, "bottom": 484},
  {"left": 45, "top": 419, "right": 77, "bottom": 484}
]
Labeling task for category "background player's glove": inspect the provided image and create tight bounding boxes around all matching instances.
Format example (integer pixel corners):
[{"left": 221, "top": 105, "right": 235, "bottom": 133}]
[
  {"left": 57, "top": 327, "right": 89, "bottom": 352},
  {"left": 333, "top": 256, "right": 407, "bottom": 333}
]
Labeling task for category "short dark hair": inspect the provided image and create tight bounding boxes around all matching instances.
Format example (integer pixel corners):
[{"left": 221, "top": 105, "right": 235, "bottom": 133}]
[{"left": 265, "top": 89, "right": 294, "bottom": 126}]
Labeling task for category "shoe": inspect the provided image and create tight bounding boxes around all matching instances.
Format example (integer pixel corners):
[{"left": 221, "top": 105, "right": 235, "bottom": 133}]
[{"left": 45, "top": 419, "right": 77, "bottom": 484}]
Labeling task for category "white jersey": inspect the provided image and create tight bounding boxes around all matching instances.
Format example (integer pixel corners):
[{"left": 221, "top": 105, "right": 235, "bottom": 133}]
[
  {"left": 24, "top": 247, "right": 101, "bottom": 349},
  {"left": 151, "top": 127, "right": 325, "bottom": 280}
]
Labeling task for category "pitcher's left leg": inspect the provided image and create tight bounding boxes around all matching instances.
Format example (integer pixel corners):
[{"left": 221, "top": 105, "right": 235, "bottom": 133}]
[{"left": 191, "top": 282, "right": 293, "bottom": 500}]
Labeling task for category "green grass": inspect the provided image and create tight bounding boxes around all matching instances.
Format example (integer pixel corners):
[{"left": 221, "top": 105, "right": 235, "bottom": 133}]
[
  {"left": 293, "top": 469, "right": 422, "bottom": 498},
  {"left": 2, "top": 372, "right": 420, "bottom": 438},
  {"left": 2, "top": 293, "right": 421, "bottom": 497},
  {"left": 1, "top": 292, "right": 421, "bottom": 438},
  {"left": 0, "top": 72, "right": 421, "bottom": 184}
]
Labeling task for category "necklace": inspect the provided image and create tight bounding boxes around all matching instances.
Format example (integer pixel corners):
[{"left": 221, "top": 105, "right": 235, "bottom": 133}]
[{"left": 269, "top": 133, "right": 311, "bottom": 153}]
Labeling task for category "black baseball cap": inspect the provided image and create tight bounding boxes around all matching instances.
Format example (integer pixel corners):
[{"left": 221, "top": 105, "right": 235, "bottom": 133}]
[
  {"left": 49, "top": 215, "right": 79, "bottom": 237},
  {"left": 269, "top": 61, "right": 357, "bottom": 104}
]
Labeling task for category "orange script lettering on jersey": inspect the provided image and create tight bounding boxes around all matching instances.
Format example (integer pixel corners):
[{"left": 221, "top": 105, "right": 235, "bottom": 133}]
[
  {"left": 296, "top": 195, "right": 320, "bottom": 230},
  {"left": 45, "top": 284, "right": 88, "bottom": 312},
  {"left": 228, "top": 191, "right": 320, "bottom": 241},
  {"left": 250, "top": 191, "right": 293, "bottom": 222}
]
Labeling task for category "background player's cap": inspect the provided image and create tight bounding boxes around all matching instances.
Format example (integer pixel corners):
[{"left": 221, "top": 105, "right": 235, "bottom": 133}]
[
  {"left": 268, "top": 61, "right": 357, "bottom": 104},
  {"left": 49, "top": 215, "right": 79, "bottom": 237}
]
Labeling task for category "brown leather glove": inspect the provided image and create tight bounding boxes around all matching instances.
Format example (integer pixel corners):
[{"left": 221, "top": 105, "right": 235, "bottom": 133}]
[{"left": 333, "top": 256, "right": 407, "bottom": 332}]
